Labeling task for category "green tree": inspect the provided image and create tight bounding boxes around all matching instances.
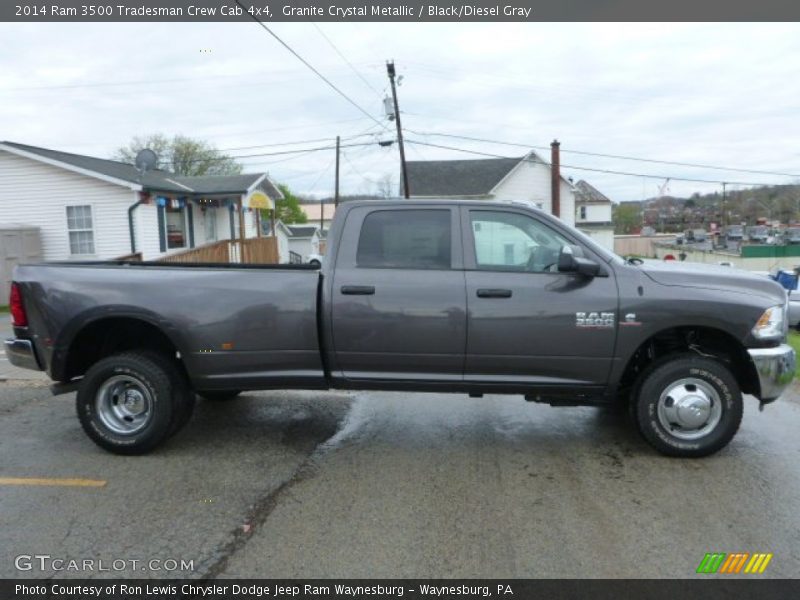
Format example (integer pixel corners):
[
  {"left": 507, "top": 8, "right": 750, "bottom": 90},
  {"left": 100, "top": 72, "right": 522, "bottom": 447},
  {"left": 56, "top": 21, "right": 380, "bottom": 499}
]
[
  {"left": 263, "top": 184, "right": 307, "bottom": 224},
  {"left": 113, "top": 134, "right": 242, "bottom": 176},
  {"left": 613, "top": 203, "right": 641, "bottom": 234}
]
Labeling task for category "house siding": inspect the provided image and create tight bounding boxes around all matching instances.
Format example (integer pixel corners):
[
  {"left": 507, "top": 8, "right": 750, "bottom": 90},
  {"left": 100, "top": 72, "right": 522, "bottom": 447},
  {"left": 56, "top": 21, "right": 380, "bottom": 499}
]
[
  {"left": 576, "top": 203, "right": 612, "bottom": 224},
  {"left": 490, "top": 159, "right": 576, "bottom": 227},
  {"left": 134, "top": 203, "right": 162, "bottom": 260},
  {"left": 0, "top": 150, "right": 136, "bottom": 261}
]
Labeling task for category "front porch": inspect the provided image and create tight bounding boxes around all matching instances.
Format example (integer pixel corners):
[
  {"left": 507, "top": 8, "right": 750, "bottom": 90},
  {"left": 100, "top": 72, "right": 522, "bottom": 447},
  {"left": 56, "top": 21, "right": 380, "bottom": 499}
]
[{"left": 157, "top": 236, "right": 280, "bottom": 265}]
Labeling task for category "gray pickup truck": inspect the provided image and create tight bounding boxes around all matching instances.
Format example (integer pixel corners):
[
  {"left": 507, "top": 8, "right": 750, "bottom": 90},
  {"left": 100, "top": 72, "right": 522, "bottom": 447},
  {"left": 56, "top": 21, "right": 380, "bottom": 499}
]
[{"left": 6, "top": 200, "right": 796, "bottom": 457}]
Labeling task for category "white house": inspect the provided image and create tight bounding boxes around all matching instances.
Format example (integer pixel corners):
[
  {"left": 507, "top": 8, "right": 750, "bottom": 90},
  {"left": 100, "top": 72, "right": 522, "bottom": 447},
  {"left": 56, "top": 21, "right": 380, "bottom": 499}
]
[
  {"left": 0, "top": 141, "right": 282, "bottom": 261},
  {"left": 404, "top": 151, "right": 576, "bottom": 227},
  {"left": 261, "top": 219, "right": 294, "bottom": 263},
  {"left": 574, "top": 180, "right": 615, "bottom": 250},
  {"left": 286, "top": 225, "right": 324, "bottom": 262}
]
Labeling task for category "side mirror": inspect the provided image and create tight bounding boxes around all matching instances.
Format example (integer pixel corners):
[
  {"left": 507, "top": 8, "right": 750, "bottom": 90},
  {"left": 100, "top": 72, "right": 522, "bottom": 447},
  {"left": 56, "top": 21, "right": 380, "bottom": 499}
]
[{"left": 558, "top": 245, "right": 602, "bottom": 277}]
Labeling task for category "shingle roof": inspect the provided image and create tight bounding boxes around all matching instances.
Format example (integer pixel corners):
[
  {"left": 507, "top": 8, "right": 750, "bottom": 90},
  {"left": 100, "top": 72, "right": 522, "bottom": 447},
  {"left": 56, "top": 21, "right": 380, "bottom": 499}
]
[
  {"left": 287, "top": 225, "right": 320, "bottom": 238},
  {"left": 0, "top": 141, "right": 281, "bottom": 198},
  {"left": 405, "top": 157, "right": 521, "bottom": 197},
  {"left": 575, "top": 180, "right": 612, "bottom": 204},
  {"left": 173, "top": 174, "right": 263, "bottom": 194}
]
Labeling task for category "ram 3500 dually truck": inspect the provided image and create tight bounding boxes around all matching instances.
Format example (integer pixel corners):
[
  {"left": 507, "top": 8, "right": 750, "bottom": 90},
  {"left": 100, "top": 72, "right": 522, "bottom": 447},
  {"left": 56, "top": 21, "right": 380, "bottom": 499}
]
[{"left": 5, "top": 200, "right": 796, "bottom": 457}]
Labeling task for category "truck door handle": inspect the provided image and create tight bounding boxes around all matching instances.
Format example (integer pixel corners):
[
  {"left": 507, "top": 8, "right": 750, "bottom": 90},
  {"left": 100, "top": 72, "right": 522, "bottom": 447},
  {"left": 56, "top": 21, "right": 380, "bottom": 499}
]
[
  {"left": 341, "top": 285, "right": 375, "bottom": 295},
  {"left": 477, "top": 288, "right": 512, "bottom": 298}
]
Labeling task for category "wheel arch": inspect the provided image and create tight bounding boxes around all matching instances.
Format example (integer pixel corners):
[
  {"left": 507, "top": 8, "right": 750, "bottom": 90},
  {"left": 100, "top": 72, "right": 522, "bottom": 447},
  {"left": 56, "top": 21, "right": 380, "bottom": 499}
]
[
  {"left": 617, "top": 325, "right": 759, "bottom": 399},
  {"left": 53, "top": 307, "right": 190, "bottom": 383}
]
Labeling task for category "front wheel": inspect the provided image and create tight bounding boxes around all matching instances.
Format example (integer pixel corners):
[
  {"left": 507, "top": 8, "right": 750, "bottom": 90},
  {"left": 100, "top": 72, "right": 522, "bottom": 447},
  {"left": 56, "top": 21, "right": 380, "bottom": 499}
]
[{"left": 632, "top": 355, "right": 743, "bottom": 458}]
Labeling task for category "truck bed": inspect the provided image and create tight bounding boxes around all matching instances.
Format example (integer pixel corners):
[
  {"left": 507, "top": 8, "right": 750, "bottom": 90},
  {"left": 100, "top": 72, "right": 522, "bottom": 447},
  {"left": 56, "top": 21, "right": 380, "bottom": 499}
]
[{"left": 13, "top": 262, "right": 326, "bottom": 390}]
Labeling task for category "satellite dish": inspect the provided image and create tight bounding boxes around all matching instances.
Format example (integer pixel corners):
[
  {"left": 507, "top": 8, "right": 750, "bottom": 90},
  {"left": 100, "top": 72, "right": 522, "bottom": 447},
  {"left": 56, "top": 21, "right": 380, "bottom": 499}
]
[{"left": 134, "top": 148, "right": 158, "bottom": 172}]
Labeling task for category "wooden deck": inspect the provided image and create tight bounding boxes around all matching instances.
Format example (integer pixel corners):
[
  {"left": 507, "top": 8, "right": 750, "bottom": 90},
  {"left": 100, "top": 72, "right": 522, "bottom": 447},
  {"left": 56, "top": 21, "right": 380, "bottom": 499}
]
[{"left": 157, "top": 237, "right": 280, "bottom": 265}]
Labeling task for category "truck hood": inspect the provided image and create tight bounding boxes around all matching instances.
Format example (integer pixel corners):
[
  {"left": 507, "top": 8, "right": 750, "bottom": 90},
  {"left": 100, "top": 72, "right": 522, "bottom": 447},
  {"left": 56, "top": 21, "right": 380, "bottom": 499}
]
[{"left": 637, "top": 259, "right": 786, "bottom": 303}]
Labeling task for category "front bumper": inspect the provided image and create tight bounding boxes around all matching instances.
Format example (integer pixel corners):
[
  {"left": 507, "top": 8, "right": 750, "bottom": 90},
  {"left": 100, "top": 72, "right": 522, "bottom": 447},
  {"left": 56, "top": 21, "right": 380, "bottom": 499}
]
[
  {"left": 4, "top": 338, "right": 42, "bottom": 372},
  {"left": 748, "top": 344, "right": 796, "bottom": 402}
]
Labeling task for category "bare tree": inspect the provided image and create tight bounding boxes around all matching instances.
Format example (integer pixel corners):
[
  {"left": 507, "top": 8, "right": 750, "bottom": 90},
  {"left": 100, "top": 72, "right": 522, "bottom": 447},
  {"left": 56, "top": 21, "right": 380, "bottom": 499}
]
[
  {"left": 375, "top": 174, "right": 396, "bottom": 198},
  {"left": 114, "top": 134, "right": 242, "bottom": 176}
]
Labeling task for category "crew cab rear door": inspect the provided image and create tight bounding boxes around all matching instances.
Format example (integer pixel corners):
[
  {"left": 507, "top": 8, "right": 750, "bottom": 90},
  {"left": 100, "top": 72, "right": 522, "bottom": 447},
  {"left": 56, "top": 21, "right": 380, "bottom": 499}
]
[
  {"left": 330, "top": 205, "right": 466, "bottom": 381},
  {"left": 461, "top": 206, "right": 617, "bottom": 386}
]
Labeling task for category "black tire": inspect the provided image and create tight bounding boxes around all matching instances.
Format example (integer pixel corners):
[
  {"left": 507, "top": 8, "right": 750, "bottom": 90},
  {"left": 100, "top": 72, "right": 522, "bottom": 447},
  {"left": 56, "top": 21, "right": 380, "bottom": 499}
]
[
  {"left": 136, "top": 351, "right": 195, "bottom": 438},
  {"left": 198, "top": 390, "right": 241, "bottom": 402},
  {"left": 309, "top": 260, "right": 321, "bottom": 268},
  {"left": 632, "top": 354, "right": 743, "bottom": 458},
  {"left": 77, "top": 351, "right": 179, "bottom": 455}
]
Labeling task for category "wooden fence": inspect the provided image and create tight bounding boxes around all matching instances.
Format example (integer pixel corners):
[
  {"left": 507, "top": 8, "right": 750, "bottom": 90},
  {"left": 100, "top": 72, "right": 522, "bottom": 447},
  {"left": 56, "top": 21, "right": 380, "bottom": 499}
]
[{"left": 158, "top": 237, "right": 279, "bottom": 265}]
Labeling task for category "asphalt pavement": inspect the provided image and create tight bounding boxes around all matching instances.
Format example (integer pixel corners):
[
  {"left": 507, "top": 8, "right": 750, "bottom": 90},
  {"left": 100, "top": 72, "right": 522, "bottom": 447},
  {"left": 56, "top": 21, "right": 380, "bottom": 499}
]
[{"left": 1, "top": 376, "right": 799, "bottom": 579}]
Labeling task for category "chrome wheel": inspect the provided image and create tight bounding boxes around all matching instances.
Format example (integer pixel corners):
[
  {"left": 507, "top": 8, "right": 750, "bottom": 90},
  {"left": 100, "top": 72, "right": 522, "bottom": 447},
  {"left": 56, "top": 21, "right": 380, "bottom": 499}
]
[
  {"left": 95, "top": 375, "right": 153, "bottom": 435},
  {"left": 656, "top": 377, "right": 722, "bottom": 440}
]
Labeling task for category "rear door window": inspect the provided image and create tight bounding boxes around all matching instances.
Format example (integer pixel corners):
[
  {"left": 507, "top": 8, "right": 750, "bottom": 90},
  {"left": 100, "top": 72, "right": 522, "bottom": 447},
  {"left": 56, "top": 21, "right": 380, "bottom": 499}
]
[{"left": 357, "top": 210, "right": 452, "bottom": 269}]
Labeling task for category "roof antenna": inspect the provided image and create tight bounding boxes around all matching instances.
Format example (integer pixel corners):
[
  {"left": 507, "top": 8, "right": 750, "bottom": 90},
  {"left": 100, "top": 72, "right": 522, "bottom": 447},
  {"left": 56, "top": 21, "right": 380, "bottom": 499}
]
[{"left": 134, "top": 148, "right": 158, "bottom": 183}]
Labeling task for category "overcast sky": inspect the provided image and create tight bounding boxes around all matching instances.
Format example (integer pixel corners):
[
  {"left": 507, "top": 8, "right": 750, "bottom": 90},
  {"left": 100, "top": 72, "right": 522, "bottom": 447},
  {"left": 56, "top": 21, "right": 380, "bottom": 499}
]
[{"left": 2, "top": 22, "right": 799, "bottom": 201}]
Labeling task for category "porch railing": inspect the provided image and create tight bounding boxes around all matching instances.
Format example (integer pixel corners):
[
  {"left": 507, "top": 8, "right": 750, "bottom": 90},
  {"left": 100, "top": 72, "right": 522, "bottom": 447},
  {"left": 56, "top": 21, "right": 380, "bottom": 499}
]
[
  {"left": 158, "top": 237, "right": 279, "bottom": 265},
  {"left": 114, "top": 252, "right": 143, "bottom": 262}
]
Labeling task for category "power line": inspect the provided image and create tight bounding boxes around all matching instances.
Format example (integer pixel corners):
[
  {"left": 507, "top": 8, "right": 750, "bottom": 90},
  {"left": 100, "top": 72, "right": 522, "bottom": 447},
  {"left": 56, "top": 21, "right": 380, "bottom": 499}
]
[
  {"left": 175, "top": 141, "right": 376, "bottom": 164},
  {"left": 0, "top": 60, "right": 385, "bottom": 93},
  {"left": 234, "top": 0, "right": 385, "bottom": 129},
  {"left": 407, "top": 130, "right": 800, "bottom": 180},
  {"left": 405, "top": 139, "right": 781, "bottom": 187},
  {"left": 310, "top": 22, "right": 383, "bottom": 98},
  {"left": 341, "top": 149, "right": 382, "bottom": 185},
  {"left": 217, "top": 131, "right": 379, "bottom": 153}
]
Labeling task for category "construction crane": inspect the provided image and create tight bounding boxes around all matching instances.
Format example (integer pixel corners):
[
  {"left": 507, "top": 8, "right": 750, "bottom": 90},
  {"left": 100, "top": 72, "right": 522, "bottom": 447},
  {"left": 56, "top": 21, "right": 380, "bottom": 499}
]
[{"left": 655, "top": 178, "right": 671, "bottom": 232}]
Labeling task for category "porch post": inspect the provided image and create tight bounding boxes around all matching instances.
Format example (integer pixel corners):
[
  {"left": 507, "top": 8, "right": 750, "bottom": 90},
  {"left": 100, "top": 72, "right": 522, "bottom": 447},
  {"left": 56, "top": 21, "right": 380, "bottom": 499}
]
[{"left": 238, "top": 198, "right": 246, "bottom": 243}]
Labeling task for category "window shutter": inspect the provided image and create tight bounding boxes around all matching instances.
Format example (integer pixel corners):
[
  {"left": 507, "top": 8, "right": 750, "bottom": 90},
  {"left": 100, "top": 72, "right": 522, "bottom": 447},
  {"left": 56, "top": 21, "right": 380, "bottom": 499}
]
[
  {"left": 157, "top": 204, "right": 166, "bottom": 252},
  {"left": 186, "top": 202, "right": 195, "bottom": 248}
]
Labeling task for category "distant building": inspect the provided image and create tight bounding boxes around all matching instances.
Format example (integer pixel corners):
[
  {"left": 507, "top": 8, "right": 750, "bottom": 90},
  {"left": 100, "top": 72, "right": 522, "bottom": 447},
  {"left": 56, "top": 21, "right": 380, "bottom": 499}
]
[
  {"left": 286, "top": 224, "right": 325, "bottom": 262},
  {"left": 404, "top": 151, "right": 576, "bottom": 227},
  {"left": 300, "top": 202, "right": 336, "bottom": 230},
  {"left": 573, "top": 180, "right": 614, "bottom": 250}
]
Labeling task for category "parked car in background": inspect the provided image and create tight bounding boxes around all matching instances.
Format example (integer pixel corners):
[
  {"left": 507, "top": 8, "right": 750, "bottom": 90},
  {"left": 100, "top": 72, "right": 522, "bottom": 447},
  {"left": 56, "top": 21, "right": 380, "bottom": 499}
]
[
  {"left": 784, "top": 227, "right": 800, "bottom": 245},
  {"left": 747, "top": 226, "right": 769, "bottom": 243},
  {"left": 307, "top": 253, "right": 324, "bottom": 268},
  {"left": 725, "top": 225, "right": 744, "bottom": 241},
  {"left": 692, "top": 228, "right": 707, "bottom": 243}
]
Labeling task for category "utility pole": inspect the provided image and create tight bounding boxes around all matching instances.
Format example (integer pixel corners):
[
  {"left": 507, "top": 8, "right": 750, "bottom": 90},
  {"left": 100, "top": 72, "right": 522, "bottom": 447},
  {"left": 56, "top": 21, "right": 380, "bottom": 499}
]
[
  {"left": 334, "top": 135, "right": 340, "bottom": 208},
  {"left": 387, "top": 60, "right": 410, "bottom": 199},
  {"left": 722, "top": 182, "right": 727, "bottom": 228}
]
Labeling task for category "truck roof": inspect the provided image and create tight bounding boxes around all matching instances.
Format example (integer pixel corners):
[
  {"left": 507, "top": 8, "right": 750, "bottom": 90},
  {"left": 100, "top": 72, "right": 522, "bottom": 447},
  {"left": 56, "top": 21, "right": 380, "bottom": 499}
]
[{"left": 339, "top": 198, "right": 548, "bottom": 212}]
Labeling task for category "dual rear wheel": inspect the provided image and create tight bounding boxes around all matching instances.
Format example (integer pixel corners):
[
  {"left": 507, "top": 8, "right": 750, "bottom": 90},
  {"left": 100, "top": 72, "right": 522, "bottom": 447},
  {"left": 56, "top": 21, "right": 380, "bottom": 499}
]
[{"left": 76, "top": 350, "right": 240, "bottom": 455}]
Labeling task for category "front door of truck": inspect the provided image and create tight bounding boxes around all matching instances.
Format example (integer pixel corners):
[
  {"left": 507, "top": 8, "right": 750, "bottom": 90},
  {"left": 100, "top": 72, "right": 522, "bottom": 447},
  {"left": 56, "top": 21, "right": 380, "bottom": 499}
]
[
  {"left": 331, "top": 205, "right": 466, "bottom": 381},
  {"left": 462, "top": 207, "right": 617, "bottom": 386}
]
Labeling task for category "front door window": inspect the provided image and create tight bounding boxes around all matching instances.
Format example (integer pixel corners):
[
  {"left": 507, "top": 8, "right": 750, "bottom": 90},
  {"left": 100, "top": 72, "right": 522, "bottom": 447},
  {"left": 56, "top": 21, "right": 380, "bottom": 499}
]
[
  {"left": 204, "top": 209, "right": 217, "bottom": 242},
  {"left": 470, "top": 210, "right": 569, "bottom": 273}
]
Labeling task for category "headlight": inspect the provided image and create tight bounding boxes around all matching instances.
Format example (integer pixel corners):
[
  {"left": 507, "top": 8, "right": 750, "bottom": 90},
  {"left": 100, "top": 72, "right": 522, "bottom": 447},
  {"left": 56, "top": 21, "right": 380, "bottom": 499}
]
[{"left": 752, "top": 305, "right": 785, "bottom": 340}]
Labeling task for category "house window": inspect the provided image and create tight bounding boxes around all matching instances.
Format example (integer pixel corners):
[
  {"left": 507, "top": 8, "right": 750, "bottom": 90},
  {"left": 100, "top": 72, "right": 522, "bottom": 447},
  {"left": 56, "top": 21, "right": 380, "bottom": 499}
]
[
  {"left": 66, "top": 205, "right": 95, "bottom": 255},
  {"left": 165, "top": 205, "right": 188, "bottom": 249},
  {"left": 579, "top": 206, "right": 587, "bottom": 220}
]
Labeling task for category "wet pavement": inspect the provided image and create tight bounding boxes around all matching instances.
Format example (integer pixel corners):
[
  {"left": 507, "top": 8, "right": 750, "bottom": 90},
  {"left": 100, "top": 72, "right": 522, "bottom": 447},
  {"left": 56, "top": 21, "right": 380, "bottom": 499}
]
[{"left": 1, "top": 382, "right": 799, "bottom": 579}]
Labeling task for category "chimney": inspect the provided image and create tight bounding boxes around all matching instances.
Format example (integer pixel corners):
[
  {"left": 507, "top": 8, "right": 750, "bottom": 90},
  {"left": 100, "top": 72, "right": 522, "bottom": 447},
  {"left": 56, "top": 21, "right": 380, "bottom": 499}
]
[{"left": 550, "top": 139, "right": 561, "bottom": 218}]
